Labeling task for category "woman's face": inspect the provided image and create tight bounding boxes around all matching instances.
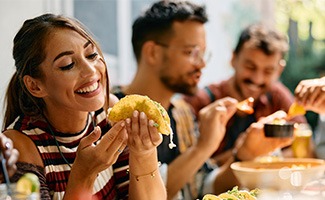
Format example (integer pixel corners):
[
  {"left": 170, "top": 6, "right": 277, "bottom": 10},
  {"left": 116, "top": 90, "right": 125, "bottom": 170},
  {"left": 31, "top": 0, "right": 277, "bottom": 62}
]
[{"left": 35, "top": 28, "right": 107, "bottom": 113}]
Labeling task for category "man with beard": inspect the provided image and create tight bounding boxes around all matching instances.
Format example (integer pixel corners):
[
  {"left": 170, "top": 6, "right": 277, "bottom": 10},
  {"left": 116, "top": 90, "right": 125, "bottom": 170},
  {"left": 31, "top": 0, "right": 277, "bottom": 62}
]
[
  {"left": 112, "top": 1, "right": 292, "bottom": 199},
  {"left": 185, "top": 23, "right": 306, "bottom": 165}
]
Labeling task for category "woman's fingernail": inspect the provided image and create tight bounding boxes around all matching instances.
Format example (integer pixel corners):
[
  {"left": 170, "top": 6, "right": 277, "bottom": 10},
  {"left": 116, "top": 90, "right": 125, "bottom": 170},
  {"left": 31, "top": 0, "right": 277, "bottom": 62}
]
[
  {"left": 4, "top": 142, "right": 11, "bottom": 150},
  {"left": 126, "top": 118, "right": 131, "bottom": 124},
  {"left": 149, "top": 120, "right": 154, "bottom": 127},
  {"left": 133, "top": 110, "right": 138, "bottom": 117},
  {"left": 121, "top": 122, "right": 125, "bottom": 127},
  {"left": 140, "top": 112, "right": 146, "bottom": 119}
]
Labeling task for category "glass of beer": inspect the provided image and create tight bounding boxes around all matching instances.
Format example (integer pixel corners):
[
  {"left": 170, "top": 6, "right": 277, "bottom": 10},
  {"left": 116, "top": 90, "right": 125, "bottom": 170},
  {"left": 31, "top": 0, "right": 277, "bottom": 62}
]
[{"left": 291, "top": 123, "right": 313, "bottom": 158}]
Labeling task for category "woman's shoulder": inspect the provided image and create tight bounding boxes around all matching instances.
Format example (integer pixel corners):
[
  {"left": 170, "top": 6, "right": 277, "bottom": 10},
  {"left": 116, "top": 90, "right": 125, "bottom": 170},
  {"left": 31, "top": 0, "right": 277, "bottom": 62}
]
[{"left": 3, "top": 129, "right": 43, "bottom": 167}]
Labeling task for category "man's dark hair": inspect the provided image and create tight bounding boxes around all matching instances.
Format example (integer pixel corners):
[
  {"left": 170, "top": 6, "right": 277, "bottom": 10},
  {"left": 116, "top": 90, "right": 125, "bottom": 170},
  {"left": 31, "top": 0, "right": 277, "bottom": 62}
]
[
  {"left": 234, "top": 23, "right": 289, "bottom": 57},
  {"left": 132, "top": 0, "right": 208, "bottom": 62}
]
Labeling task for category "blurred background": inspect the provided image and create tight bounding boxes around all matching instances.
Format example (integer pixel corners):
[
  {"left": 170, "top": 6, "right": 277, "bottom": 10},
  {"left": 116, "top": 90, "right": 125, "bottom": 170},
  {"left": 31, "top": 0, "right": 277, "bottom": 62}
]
[{"left": 0, "top": 0, "right": 324, "bottom": 129}]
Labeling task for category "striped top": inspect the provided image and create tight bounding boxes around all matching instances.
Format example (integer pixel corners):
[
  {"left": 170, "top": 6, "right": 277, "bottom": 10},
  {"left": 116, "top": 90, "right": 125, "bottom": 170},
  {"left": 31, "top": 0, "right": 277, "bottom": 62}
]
[{"left": 7, "top": 108, "right": 130, "bottom": 200}]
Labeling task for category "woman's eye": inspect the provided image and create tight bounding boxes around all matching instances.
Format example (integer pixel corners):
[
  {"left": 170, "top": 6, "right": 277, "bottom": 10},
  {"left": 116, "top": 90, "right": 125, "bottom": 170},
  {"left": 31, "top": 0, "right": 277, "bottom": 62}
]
[
  {"left": 87, "top": 52, "right": 98, "bottom": 60},
  {"left": 60, "top": 62, "right": 74, "bottom": 71}
]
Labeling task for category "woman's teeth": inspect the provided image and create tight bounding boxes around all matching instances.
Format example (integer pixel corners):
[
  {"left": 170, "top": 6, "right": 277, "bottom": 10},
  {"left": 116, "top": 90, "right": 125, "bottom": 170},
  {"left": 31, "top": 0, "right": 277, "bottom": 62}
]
[{"left": 77, "top": 82, "right": 98, "bottom": 93}]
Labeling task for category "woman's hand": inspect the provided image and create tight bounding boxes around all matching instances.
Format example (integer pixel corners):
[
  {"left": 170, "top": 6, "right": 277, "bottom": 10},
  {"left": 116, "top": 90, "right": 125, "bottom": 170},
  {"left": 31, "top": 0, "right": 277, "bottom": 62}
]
[
  {"left": 125, "top": 111, "right": 162, "bottom": 157},
  {"left": 65, "top": 122, "right": 128, "bottom": 199},
  {"left": 0, "top": 133, "right": 19, "bottom": 180},
  {"left": 73, "top": 121, "right": 128, "bottom": 175}
]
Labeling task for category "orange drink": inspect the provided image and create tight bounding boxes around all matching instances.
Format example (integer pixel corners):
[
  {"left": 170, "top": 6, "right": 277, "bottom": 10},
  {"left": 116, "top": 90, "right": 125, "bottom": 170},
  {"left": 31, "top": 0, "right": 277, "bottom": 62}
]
[{"left": 292, "top": 123, "right": 312, "bottom": 158}]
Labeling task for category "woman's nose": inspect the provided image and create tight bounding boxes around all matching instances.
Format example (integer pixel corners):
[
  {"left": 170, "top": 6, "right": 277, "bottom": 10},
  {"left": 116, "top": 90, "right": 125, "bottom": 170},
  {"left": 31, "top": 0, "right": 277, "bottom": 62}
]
[{"left": 80, "top": 60, "right": 96, "bottom": 77}]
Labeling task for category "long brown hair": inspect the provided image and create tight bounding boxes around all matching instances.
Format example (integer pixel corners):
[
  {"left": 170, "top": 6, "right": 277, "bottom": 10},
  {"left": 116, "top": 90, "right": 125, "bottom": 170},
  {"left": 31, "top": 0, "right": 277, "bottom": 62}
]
[{"left": 3, "top": 13, "right": 109, "bottom": 130}]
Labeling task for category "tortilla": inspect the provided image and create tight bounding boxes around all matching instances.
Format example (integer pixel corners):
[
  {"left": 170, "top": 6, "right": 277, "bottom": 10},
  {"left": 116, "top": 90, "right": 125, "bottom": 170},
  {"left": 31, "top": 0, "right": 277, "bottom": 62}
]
[{"left": 108, "top": 94, "right": 171, "bottom": 135}]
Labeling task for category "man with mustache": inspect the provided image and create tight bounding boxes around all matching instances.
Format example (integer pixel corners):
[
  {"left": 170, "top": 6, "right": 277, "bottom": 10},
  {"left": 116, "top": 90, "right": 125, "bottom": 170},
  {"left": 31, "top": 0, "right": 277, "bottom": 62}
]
[{"left": 185, "top": 23, "right": 306, "bottom": 165}]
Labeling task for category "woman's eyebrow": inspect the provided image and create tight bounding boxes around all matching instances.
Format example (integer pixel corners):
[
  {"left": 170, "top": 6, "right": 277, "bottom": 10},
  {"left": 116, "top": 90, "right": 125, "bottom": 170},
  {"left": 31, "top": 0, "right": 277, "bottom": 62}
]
[
  {"left": 53, "top": 41, "right": 92, "bottom": 63},
  {"left": 53, "top": 51, "right": 73, "bottom": 63},
  {"left": 84, "top": 41, "right": 91, "bottom": 48}
]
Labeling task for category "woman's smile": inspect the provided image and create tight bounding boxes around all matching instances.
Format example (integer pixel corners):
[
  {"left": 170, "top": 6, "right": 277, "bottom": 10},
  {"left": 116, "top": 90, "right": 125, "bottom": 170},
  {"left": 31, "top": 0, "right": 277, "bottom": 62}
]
[{"left": 76, "top": 81, "right": 99, "bottom": 94}]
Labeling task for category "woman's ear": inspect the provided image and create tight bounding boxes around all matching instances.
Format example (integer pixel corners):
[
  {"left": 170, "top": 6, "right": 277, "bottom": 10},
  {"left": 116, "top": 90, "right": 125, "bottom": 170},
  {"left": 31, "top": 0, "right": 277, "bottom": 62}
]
[{"left": 23, "top": 75, "right": 47, "bottom": 98}]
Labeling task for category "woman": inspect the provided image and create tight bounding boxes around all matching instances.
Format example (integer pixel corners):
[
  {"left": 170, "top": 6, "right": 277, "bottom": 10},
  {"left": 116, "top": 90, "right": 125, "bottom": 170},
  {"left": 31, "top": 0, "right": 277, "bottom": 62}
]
[{"left": 2, "top": 13, "right": 166, "bottom": 200}]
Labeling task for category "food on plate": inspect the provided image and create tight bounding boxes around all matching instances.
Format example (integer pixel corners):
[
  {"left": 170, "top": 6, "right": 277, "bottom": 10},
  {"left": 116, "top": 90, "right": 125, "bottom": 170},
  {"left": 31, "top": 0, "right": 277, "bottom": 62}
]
[
  {"left": 16, "top": 173, "right": 40, "bottom": 195},
  {"left": 287, "top": 102, "right": 306, "bottom": 119},
  {"left": 236, "top": 97, "right": 254, "bottom": 114},
  {"left": 202, "top": 186, "right": 259, "bottom": 200},
  {"left": 108, "top": 94, "right": 176, "bottom": 148}
]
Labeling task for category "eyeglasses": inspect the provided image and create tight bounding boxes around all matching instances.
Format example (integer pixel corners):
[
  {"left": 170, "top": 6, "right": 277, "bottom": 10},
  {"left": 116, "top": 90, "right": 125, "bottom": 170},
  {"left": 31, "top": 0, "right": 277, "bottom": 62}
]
[{"left": 155, "top": 42, "right": 212, "bottom": 65}]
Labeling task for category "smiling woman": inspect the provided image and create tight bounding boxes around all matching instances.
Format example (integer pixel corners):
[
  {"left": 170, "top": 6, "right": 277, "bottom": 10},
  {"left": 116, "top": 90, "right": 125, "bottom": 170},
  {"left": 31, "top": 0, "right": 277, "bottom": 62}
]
[{"left": 1, "top": 13, "right": 166, "bottom": 200}]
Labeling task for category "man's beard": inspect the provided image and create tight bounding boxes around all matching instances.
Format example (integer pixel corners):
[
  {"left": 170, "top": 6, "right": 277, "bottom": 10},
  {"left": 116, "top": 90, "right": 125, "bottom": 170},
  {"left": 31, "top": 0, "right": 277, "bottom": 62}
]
[{"left": 160, "top": 74, "right": 198, "bottom": 95}]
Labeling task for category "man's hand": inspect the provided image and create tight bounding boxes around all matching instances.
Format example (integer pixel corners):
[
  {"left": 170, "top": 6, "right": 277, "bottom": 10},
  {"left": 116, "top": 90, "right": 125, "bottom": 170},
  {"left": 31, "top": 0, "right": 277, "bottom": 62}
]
[
  {"left": 235, "top": 111, "right": 293, "bottom": 160},
  {"left": 295, "top": 77, "right": 325, "bottom": 114},
  {"left": 197, "top": 97, "right": 238, "bottom": 154}
]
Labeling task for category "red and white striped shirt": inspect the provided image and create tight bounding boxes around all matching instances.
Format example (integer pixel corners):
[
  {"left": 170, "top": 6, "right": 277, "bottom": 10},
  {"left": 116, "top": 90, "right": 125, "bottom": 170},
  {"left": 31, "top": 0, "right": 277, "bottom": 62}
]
[{"left": 7, "top": 108, "right": 130, "bottom": 200}]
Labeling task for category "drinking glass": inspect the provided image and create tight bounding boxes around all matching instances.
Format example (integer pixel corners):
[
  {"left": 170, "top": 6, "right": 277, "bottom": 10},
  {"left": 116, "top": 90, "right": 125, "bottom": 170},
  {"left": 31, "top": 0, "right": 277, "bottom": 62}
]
[
  {"left": 0, "top": 183, "right": 39, "bottom": 200},
  {"left": 291, "top": 123, "right": 313, "bottom": 158}
]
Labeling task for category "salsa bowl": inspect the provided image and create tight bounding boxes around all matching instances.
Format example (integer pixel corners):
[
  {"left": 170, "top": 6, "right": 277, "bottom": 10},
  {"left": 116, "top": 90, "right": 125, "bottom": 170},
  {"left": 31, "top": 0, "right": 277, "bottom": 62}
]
[{"left": 264, "top": 122, "right": 294, "bottom": 137}]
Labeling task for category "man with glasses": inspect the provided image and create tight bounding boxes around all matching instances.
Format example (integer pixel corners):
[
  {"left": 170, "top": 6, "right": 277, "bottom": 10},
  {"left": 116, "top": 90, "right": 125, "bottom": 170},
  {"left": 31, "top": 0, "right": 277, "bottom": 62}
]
[
  {"left": 185, "top": 24, "right": 307, "bottom": 165},
  {"left": 112, "top": 1, "right": 292, "bottom": 199}
]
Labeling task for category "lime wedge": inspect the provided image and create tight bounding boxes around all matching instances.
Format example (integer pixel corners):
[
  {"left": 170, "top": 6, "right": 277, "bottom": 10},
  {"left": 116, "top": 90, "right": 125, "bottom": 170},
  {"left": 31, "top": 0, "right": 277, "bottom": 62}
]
[{"left": 16, "top": 173, "right": 40, "bottom": 194}]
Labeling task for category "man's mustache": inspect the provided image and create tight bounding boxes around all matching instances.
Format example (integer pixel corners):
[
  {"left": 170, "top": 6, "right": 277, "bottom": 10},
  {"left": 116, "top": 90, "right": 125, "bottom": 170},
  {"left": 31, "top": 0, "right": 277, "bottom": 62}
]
[
  {"left": 243, "top": 79, "right": 266, "bottom": 89},
  {"left": 188, "top": 69, "right": 201, "bottom": 76}
]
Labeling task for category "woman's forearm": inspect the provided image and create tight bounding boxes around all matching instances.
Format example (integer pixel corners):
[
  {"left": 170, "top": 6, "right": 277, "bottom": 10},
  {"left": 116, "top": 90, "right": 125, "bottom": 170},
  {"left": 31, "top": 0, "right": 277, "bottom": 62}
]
[
  {"left": 63, "top": 163, "right": 96, "bottom": 200},
  {"left": 128, "top": 149, "right": 166, "bottom": 200}
]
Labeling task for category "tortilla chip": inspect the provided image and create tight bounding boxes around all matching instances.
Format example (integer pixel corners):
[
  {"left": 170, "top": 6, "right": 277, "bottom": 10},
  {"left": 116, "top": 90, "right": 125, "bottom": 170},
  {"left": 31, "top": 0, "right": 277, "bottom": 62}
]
[{"left": 287, "top": 102, "right": 306, "bottom": 119}]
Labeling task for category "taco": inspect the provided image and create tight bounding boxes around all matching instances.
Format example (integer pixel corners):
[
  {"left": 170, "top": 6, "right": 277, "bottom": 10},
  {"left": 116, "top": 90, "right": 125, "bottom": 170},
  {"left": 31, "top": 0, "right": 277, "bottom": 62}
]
[{"left": 108, "top": 94, "right": 171, "bottom": 135}]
